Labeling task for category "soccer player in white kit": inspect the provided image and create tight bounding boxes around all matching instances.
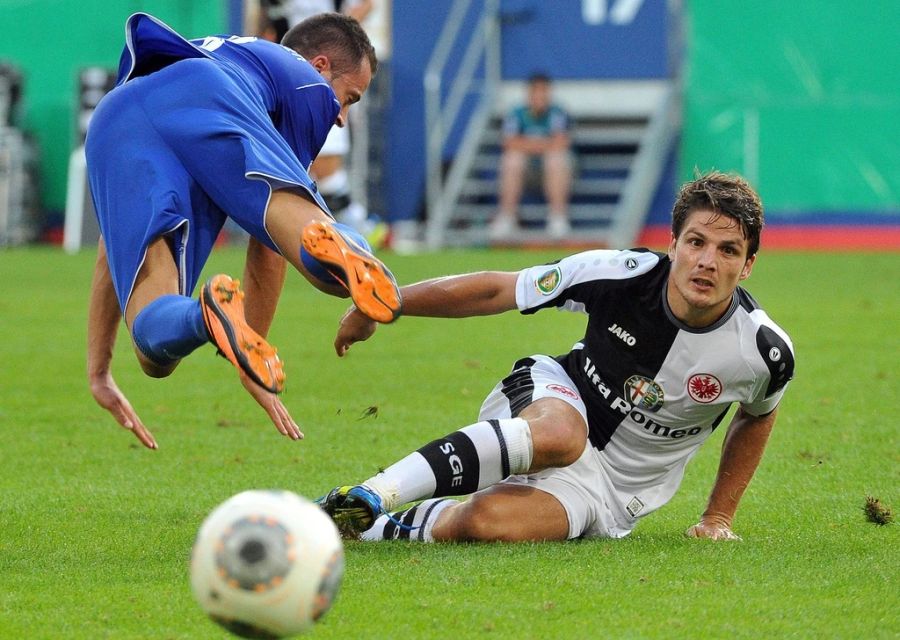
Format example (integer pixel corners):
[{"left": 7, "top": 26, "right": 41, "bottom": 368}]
[{"left": 320, "top": 171, "right": 794, "bottom": 542}]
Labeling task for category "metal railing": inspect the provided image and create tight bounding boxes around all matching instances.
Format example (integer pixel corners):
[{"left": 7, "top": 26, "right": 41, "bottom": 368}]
[
  {"left": 423, "top": 0, "right": 501, "bottom": 249},
  {"left": 607, "top": 83, "right": 680, "bottom": 248}
]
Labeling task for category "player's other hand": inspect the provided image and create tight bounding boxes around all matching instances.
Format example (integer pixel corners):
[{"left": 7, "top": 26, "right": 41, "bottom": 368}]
[
  {"left": 685, "top": 518, "right": 742, "bottom": 541},
  {"left": 239, "top": 371, "right": 304, "bottom": 441},
  {"left": 334, "top": 305, "right": 377, "bottom": 357},
  {"left": 90, "top": 371, "right": 158, "bottom": 449}
]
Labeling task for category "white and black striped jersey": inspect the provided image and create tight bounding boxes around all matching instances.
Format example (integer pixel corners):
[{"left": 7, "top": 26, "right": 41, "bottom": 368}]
[{"left": 514, "top": 249, "right": 794, "bottom": 521}]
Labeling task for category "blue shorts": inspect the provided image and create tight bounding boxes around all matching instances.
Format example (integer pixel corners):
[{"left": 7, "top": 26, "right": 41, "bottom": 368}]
[{"left": 86, "top": 57, "right": 329, "bottom": 311}]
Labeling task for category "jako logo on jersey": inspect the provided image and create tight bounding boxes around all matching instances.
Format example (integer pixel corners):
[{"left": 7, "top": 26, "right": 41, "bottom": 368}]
[
  {"left": 625, "top": 257, "right": 639, "bottom": 270},
  {"left": 624, "top": 375, "right": 664, "bottom": 412},
  {"left": 439, "top": 442, "right": 464, "bottom": 488},
  {"left": 546, "top": 383, "right": 580, "bottom": 400},
  {"left": 608, "top": 323, "right": 636, "bottom": 346},
  {"left": 584, "top": 356, "right": 702, "bottom": 439},
  {"left": 687, "top": 374, "right": 722, "bottom": 403},
  {"left": 535, "top": 267, "right": 562, "bottom": 295}
]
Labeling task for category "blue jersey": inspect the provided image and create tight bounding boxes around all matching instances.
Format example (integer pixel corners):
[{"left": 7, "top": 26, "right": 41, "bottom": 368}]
[
  {"left": 117, "top": 14, "right": 340, "bottom": 170},
  {"left": 87, "top": 13, "right": 340, "bottom": 311}
]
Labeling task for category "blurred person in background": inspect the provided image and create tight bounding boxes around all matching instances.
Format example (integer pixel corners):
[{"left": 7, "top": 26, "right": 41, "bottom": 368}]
[
  {"left": 249, "top": 0, "right": 386, "bottom": 247},
  {"left": 490, "top": 73, "right": 573, "bottom": 242}
]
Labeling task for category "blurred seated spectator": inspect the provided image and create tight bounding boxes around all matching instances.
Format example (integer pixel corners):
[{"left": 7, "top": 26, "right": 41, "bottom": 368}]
[{"left": 490, "top": 73, "right": 573, "bottom": 241}]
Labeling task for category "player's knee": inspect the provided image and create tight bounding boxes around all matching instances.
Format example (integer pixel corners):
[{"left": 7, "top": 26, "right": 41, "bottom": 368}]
[
  {"left": 528, "top": 410, "right": 587, "bottom": 467},
  {"left": 134, "top": 348, "right": 178, "bottom": 378},
  {"left": 545, "top": 428, "right": 584, "bottom": 466}
]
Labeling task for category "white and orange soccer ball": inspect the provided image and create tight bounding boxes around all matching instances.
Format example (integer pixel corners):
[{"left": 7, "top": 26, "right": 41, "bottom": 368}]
[{"left": 190, "top": 490, "right": 344, "bottom": 638}]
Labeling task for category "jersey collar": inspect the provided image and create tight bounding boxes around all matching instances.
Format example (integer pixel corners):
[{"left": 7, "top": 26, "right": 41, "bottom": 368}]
[{"left": 660, "top": 282, "right": 739, "bottom": 334}]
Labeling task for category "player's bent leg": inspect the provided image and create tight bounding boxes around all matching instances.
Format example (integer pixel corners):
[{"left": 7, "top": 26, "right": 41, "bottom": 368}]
[
  {"left": 265, "top": 191, "right": 402, "bottom": 323},
  {"left": 432, "top": 485, "right": 570, "bottom": 542},
  {"left": 320, "top": 403, "right": 583, "bottom": 535},
  {"left": 125, "top": 237, "right": 188, "bottom": 378},
  {"left": 300, "top": 220, "right": 401, "bottom": 323},
  {"left": 519, "top": 398, "right": 588, "bottom": 471},
  {"left": 123, "top": 238, "right": 284, "bottom": 391}
]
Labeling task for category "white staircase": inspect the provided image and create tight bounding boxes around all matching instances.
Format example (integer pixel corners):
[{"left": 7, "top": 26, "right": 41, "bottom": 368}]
[
  {"left": 432, "top": 79, "right": 679, "bottom": 248},
  {"left": 420, "top": 1, "right": 680, "bottom": 250}
]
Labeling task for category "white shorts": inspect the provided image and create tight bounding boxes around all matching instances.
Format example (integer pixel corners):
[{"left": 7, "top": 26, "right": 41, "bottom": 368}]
[
  {"left": 318, "top": 123, "right": 350, "bottom": 156},
  {"left": 477, "top": 354, "right": 635, "bottom": 540}
]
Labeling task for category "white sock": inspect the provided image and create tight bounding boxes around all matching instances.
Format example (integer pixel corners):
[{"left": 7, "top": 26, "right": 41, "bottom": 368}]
[
  {"left": 360, "top": 498, "right": 458, "bottom": 542},
  {"left": 365, "top": 418, "right": 533, "bottom": 511}
]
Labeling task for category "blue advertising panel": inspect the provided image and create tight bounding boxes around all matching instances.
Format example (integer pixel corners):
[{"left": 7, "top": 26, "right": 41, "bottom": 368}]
[
  {"left": 387, "top": 0, "right": 672, "bottom": 223},
  {"left": 501, "top": 0, "right": 670, "bottom": 79}
]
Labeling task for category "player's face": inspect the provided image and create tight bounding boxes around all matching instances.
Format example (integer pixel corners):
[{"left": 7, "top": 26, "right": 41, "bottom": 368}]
[
  {"left": 327, "top": 59, "right": 372, "bottom": 128},
  {"left": 666, "top": 209, "right": 755, "bottom": 328}
]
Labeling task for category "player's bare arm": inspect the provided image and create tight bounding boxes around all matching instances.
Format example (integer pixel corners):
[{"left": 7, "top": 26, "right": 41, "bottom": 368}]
[
  {"left": 237, "top": 237, "right": 303, "bottom": 439},
  {"left": 241, "top": 236, "right": 287, "bottom": 338},
  {"left": 398, "top": 271, "right": 519, "bottom": 317},
  {"left": 87, "top": 238, "right": 158, "bottom": 449},
  {"left": 686, "top": 407, "right": 778, "bottom": 540},
  {"left": 334, "top": 271, "right": 518, "bottom": 355}
]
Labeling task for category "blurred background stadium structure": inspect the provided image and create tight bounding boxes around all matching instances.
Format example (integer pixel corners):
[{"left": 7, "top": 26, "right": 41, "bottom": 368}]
[{"left": 0, "top": 0, "right": 897, "bottom": 251}]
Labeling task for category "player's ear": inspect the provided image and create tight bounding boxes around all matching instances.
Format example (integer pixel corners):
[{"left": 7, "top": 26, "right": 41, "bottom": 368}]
[
  {"left": 667, "top": 232, "right": 677, "bottom": 261},
  {"left": 309, "top": 54, "right": 331, "bottom": 76},
  {"left": 739, "top": 253, "right": 756, "bottom": 280}
]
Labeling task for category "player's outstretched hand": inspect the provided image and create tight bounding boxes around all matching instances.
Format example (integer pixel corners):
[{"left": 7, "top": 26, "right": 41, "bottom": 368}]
[
  {"left": 239, "top": 371, "right": 304, "bottom": 441},
  {"left": 90, "top": 371, "right": 158, "bottom": 450},
  {"left": 334, "top": 305, "right": 377, "bottom": 357},
  {"left": 685, "top": 519, "right": 742, "bottom": 541}
]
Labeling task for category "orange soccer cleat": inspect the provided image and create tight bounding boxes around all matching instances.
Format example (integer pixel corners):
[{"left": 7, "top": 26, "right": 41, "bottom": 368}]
[
  {"left": 200, "top": 274, "right": 285, "bottom": 393},
  {"left": 301, "top": 220, "right": 402, "bottom": 323}
]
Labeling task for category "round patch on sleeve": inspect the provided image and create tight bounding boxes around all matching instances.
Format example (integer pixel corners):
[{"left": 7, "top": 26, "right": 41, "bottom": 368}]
[{"left": 535, "top": 267, "right": 562, "bottom": 295}]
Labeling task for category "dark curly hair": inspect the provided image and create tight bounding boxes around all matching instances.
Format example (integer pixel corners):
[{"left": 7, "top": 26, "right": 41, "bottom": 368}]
[{"left": 672, "top": 171, "right": 764, "bottom": 257}]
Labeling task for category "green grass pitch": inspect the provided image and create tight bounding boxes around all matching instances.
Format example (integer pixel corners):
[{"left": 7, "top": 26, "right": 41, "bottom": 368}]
[{"left": 0, "top": 245, "right": 897, "bottom": 639}]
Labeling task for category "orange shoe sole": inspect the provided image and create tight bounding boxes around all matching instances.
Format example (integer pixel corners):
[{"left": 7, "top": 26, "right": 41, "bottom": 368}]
[
  {"left": 301, "top": 221, "right": 402, "bottom": 323},
  {"left": 200, "top": 274, "right": 285, "bottom": 393}
]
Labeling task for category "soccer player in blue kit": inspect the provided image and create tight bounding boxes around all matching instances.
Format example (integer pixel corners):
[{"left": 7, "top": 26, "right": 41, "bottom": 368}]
[
  {"left": 321, "top": 172, "right": 794, "bottom": 542},
  {"left": 86, "top": 12, "right": 401, "bottom": 449}
]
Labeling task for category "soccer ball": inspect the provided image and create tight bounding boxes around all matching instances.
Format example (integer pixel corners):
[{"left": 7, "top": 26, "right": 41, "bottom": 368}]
[{"left": 190, "top": 490, "right": 344, "bottom": 638}]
